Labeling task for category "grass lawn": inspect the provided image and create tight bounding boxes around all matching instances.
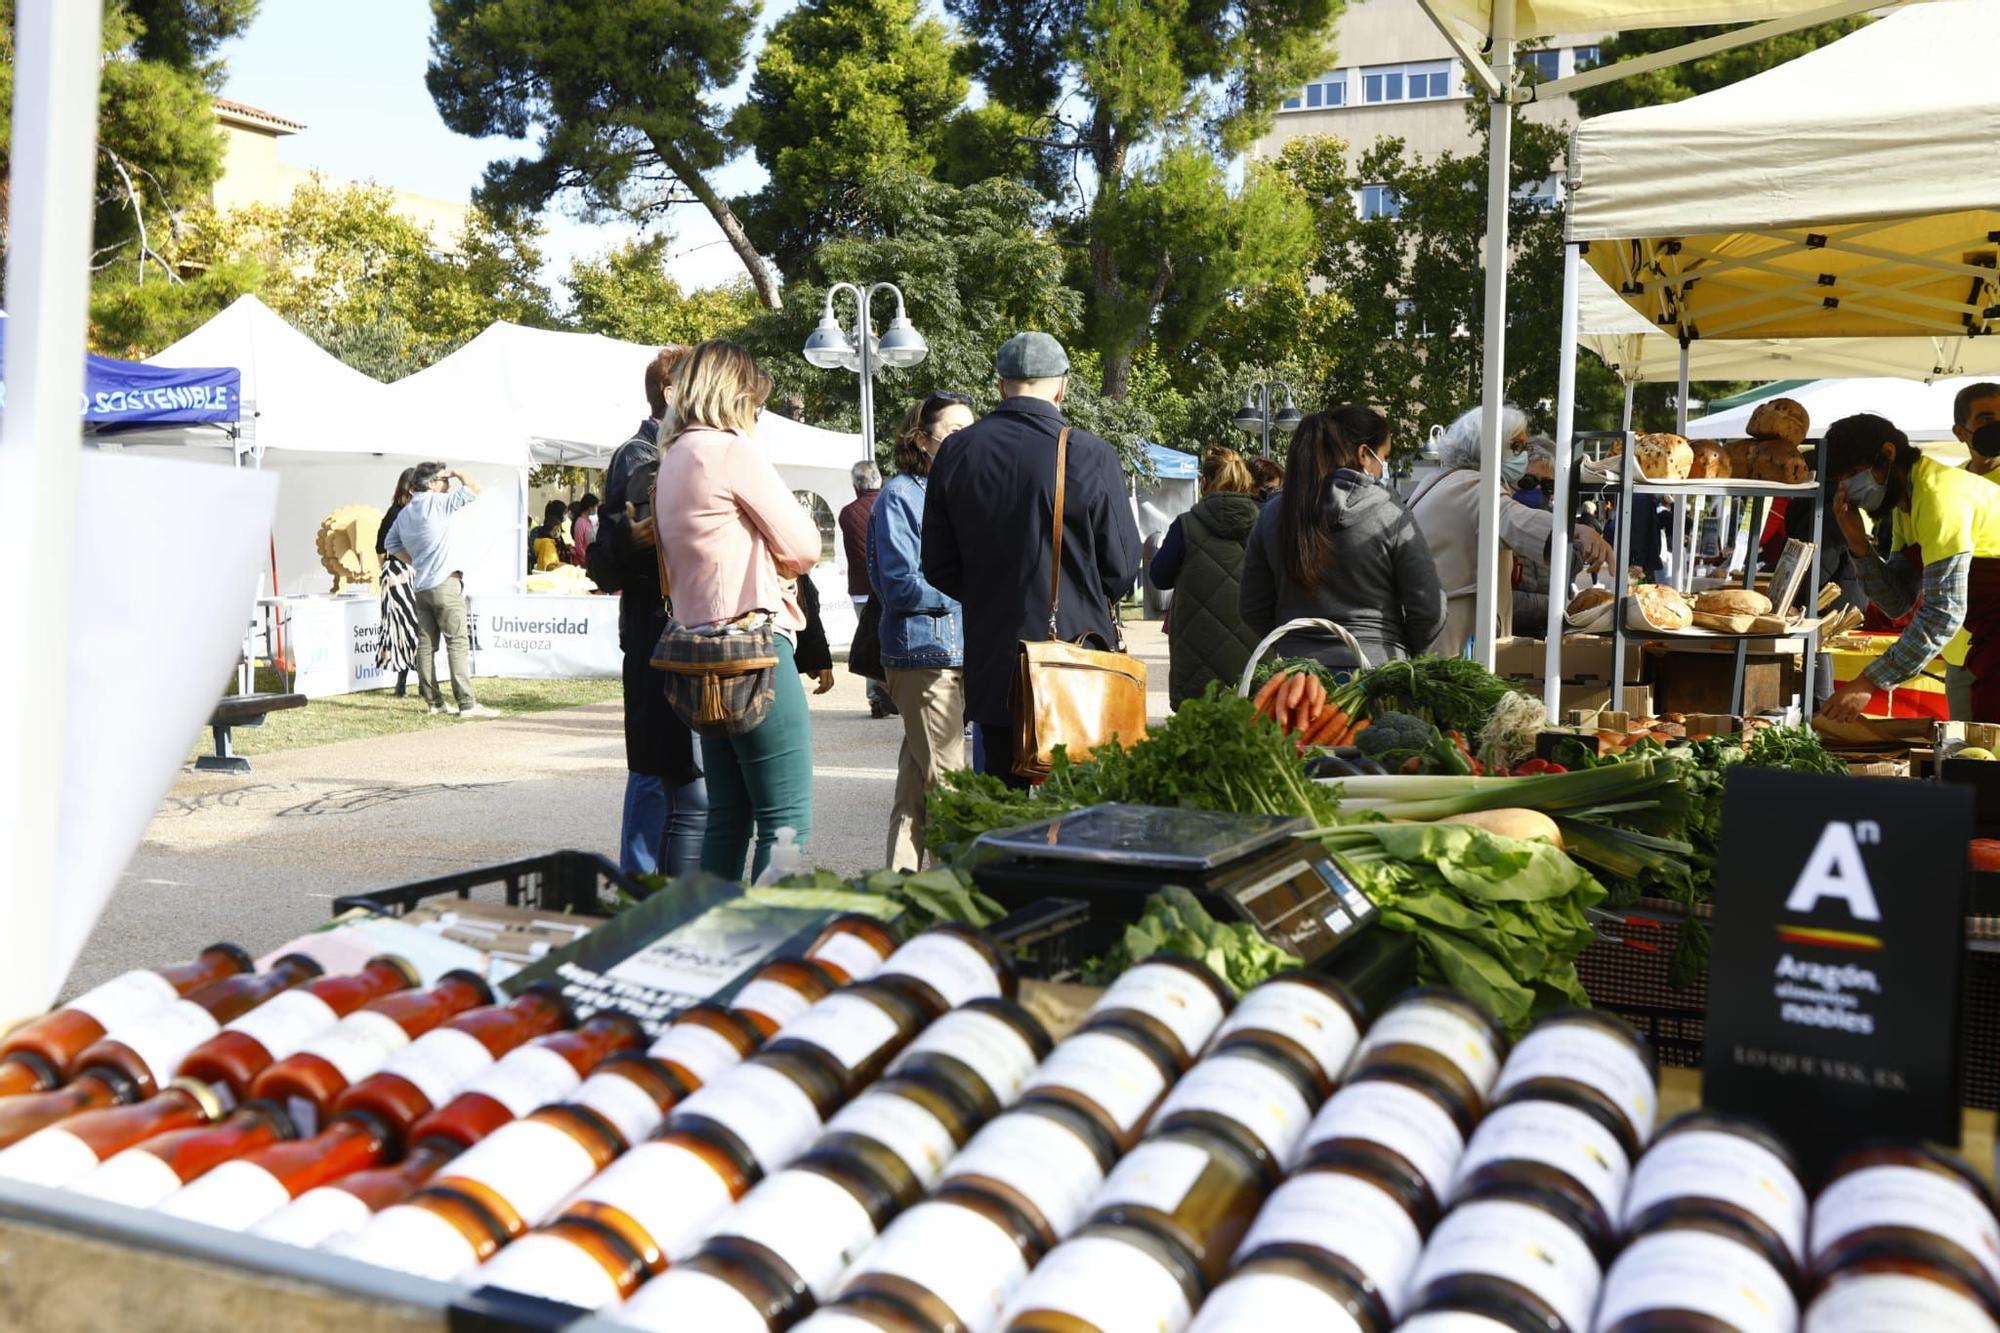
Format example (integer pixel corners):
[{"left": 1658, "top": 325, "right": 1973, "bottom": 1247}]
[{"left": 193, "top": 678, "right": 623, "bottom": 759}]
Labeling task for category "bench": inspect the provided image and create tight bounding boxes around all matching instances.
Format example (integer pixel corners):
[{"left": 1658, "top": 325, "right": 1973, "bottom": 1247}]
[{"left": 196, "top": 692, "right": 307, "bottom": 774}]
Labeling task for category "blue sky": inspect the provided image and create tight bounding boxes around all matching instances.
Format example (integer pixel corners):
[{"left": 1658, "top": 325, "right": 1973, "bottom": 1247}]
[{"left": 216, "top": 0, "right": 797, "bottom": 294}]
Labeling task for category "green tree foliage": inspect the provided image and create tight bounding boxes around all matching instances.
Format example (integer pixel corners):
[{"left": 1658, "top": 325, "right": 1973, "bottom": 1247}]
[
  {"left": 565, "top": 235, "right": 764, "bottom": 345},
  {"left": 1570, "top": 18, "right": 1868, "bottom": 116},
  {"left": 425, "top": 0, "right": 784, "bottom": 310},
  {"left": 733, "top": 0, "right": 969, "bottom": 275}
]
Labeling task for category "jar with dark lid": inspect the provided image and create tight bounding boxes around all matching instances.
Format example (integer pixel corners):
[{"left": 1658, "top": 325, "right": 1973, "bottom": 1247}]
[
  {"left": 1084, "top": 1123, "right": 1269, "bottom": 1287},
  {"left": 1149, "top": 1042, "right": 1323, "bottom": 1178},
  {"left": 1396, "top": 1298, "right": 1552, "bottom": 1332},
  {"left": 614, "top": 1245, "right": 798, "bottom": 1332},
  {"left": 1299, "top": 1070, "right": 1468, "bottom": 1217},
  {"left": 1232, "top": 1153, "right": 1435, "bottom": 1327},
  {"left": 703, "top": 1149, "right": 907, "bottom": 1306},
  {"left": 817, "top": 1069, "right": 986, "bottom": 1200},
  {"left": 1405, "top": 1186, "right": 1606, "bottom": 1333},
  {"left": 549, "top": 1122, "right": 758, "bottom": 1279},
  {"left": 329, "top": 1181, "right": 511, "bottom": 1281},
  {"left": 1489, "top": 1008, "right": 1657, "bottom": 1156},
  {"left": 886, "top": 996, "right": 1053, "bottom": 1119},
  {"left": 938, "top": 1102, "right": 1119, "bottom": 1250},
  {"left": 1019, "top": 1023, "right": 1180, "bottom": 1153},
  {"left": 1080, "top": 955, "right": 1235, "bottom": 1071},
  {"left": 1346, "top": 987, "right": 1507, "bottom": 1116},
  {"left": 1623, "top": 1110, "right": 1806, "bottom": 1276},
  {"left": 648, "top": 1002, "right": 763, "bottom": 1090},
  {"left": 1805, "top": 1252, "right": 2000, "bottom": 1332},
  {"left": 1810, "top": 1141, "right": 2000, "bottom": 1300},
  {"left": 768, "top": 980, "right": 933, "bottom": 1096},
  {"left": 1449, "top": 1086, "right": 1633, "bottom": 1256},
  {"left": 729, "top": 959, "right": 842, "bottom": 1037},
  {"left": 1597, "top": 1215, "right": 1799, "bottom": 1333},
  {"left": 420, "top": 1101, "right": 627, "bottom": 1243},
  {"left": 463, "top": 1214, "right": 643, "bottom": 1313},
  {"left": 999, "top": 1221, "right": 1205, "bottom": 1332},
  {"left": 664, "top": 1047, "right": 847, "bottom": 1176},
  {"left": 877, "top": 924, "right": 1017, "bottom": 1014},
  {"left": 1209, "top": 972, "right": 1366, "bottom": 1096},
  {"left": 1189, "top": 1252, "right": 1385, "bottom": 1332},
  {"left": 836, "top": 1182, "right": 1047, "bottom": 1333},
  {"left": 563, "top": 1053, "right": 691, "bottom": 1150},
  {"left": 806, "top": 914, "right": 900, "bottom": 986},
  {"left": 795, "top": 1303, "right": 933, "bottom": 1332}
]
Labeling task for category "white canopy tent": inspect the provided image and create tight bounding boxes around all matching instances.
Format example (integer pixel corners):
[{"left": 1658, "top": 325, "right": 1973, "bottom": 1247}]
[{"left": 1685, "top": 375, "right": 1993, "bottom": 445}]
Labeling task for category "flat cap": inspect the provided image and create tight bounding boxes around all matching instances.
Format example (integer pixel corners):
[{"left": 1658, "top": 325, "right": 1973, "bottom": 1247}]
[{"left": 995, "top": 331, "right": 1070, "bottom": 380}]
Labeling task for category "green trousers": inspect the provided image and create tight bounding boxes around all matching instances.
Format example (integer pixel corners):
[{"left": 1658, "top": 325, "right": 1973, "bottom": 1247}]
[
  {"left": 699, "top": 636, "right": 813, "bottom": 880},
  {"left": 412, "top": 576, "right": 476, "bottom": 709}
]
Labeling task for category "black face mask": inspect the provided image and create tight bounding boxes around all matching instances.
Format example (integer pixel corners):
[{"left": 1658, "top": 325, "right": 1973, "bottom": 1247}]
[{"left": 1972, "top": 421, "right": 2000, "bottom": 458}]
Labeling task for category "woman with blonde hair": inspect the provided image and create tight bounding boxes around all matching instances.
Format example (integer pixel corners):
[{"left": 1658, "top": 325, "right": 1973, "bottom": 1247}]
[
  {"left": 1150, "top": 444, "right": 1264, "bottom": 707},
  {"left": 656, "top": 341, "right": 824, "bottom": 879}
]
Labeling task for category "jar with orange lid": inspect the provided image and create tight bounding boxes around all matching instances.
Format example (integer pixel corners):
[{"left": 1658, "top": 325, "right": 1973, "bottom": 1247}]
[
  {"left": 876, "top": 923, "right": 1017, "bottom": 1014},
  {"left": 663, "top": 1047, "right": 847, "bottom": 1177},
  {"left": 729, "top": 959, "right": 841, "bottom": 1036},
  {"left": 1150, "top": 1043, "right": 1322, "bottom": 1178},
  {"left": 1621, "top": 1109, "right": 1806, "bottom": 1277},
  {"left": 817, "top": 1069, "right": 986, "bottom": 1200},
  {"left": 612, "top": 1246, "right": 800, "bottom": 1332},
  {"left": 248, "top": 1137, "right": 463, "bottom": 1250},
  {"left": 1596, "top": 1215, "right": 1798, "bottom": 1333},
  {"left": 648, "top": 1002, "right": 763, "bottom": 1089},
  {"left": 1080, "top": 955, "right": 1235, "bottom": 1071},
  {"left": 155, "top": 1109, "right": 397, "bottom": 1233},
  {"left": 177, "top": 956, "right": 419, "bottom": 1105},
  {"left": 1448, "top": 1086, "right": 1632, "bottom": 1255},
  {"left": 403, "top": 1011, "right": 644, "bottom": 1151},
  {"left": 1488, "top": 1008, "right": 1656, "bottom": 1157},
  {"left": 768, "top": 980, "right": 934, "bottom": 1096},
  {"left": 1344, "top": 987, "right": 1507, "bottom": 1117},
  {"left": 1082, "top": 1123, "right": 1269, "bottom": 1287},
  {"left": 1019, "top": 1023, "right": 1180, "bottom": 1153},
  {"left": 1208, "top": 972, "right": 1365, "bottom": 1095},
  {"left": 937, "top": 1103, "right": 1119, "bottom": 1250},
  {"left": 0, "top": 944, "right": 252, "bottom": 1097},
  {"left": 805, "top": 914, "right": 900, "bottom": 985},
  {"left": 1188, "top": 1253, "right": 1385, "bottom": 1333},
  {"left": 541, "top": 1121, "right": 758, "bottom": 1283},
  {"left": 1297, "top": 1071, "right": 1468, "bottom": 1217},
  {"left": 885, "top": 996, "right": 1052, "bottom": 1120},
  {"left": 701, "top": 1148, "right": 908, "bottom": 1306},
  {"left": 1806, "top": 1252, "right": 2000, "bottom": 1332},
  {"left": 1403, "top": 1185, "right": 1605, "bottom": 1333},
  {"left": 69, "top": 1100, "right": 296, "bottom": 1211},
  {"left": 836, "top": 1182, "right": 1048, "bottom": 1333},
  {"left": 1809, "top": 1141, "right": 2000, "bottom": 1299},
  {"left": 1000, "top": 1221, "right": 1204, "bottom": 1333},
  {"left": 0, "top": 1077, "right": 223, "bottom": 1190},
  {"left": 1232, "top": 1152, "right": 1436, "bottom": 1327}
]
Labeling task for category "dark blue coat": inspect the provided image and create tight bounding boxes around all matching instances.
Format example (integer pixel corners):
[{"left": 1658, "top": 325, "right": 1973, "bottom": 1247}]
[{"left": 921, "top": 395, "right": 1142, "bottom": 725}]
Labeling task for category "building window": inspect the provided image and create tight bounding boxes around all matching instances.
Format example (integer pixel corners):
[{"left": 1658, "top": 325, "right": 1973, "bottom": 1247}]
[
  {"left": 1573, "top": 45, "right": 1601, "bottom": 71},
  {"left": 1282, "top": 73, "right": 1345, "bottom": 112},
  {"left": 1522, "top": 50, "right": 1561, "bottom": 82},
  {"left": 1516, "top": 174, "right": 1560, "bottom": 211},
  {"left": 1283, "top": 94, "right": 1301, "bottom": 109},
  {"left": 1359, "top": 184, "right": 1403, "bottom": 220},
  {"left": 1361, "top": 60, "right": 1452, "bottom": 104}
]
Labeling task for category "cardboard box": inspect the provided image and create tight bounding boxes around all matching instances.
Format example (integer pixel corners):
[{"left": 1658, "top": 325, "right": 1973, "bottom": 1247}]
[
  {"left": 1495, "top": 636, "right": 1647, "bottom": 685},
  {"left": 1520, "top": 680, "right": 1653, "bottom": 717}
]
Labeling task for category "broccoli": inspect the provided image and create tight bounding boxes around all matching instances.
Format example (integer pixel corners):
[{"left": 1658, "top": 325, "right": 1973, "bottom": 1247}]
[{"left": 1355, "top": 711, "right": 1435, "bottom": 760}]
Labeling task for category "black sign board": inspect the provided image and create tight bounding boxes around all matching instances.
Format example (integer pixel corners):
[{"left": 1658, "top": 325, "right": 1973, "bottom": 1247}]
[{"left": 1704, "top": 769, "right": 1971, "bottom": 1180}]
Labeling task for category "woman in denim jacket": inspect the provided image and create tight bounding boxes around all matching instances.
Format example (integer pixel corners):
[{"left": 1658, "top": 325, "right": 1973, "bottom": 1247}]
[{"left": 868, "top": 391, "right": 977, "bottom": 870}]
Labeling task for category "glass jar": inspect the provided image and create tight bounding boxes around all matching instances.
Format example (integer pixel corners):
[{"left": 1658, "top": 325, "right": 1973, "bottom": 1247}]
[
  {"left": 249, "top": 970, "right": 494, "bottom": 1135},
  {"left": 1084, "top": 1123, "right": 1270, "bottom": 1287},
  {"left": 1020, "top": 1024, "right": 1181, "bottom": 1153},
  {"left": 327, "top": 1185, "right": 511, "bottom": 1281},
  {"left": 729, "top": 959, "right": 841, "bottom": 1037},
  {"left": 549, "top": 1122, "right": 758, "bottom": 1281},
  {"left": 768, "top": 981, "right": 934, "bottom": 1096},
  {"left": 1345, "top": 987, "right": 1507, "bottom": 1117},
  {"left": 177, "top": 956, "right": 419, "bottom": 1105},
  {"left": 1596, "top": 1216, "right": 1798, "bottom": 1333},
  {"left": 1150, "top": 1043, "right": 1322, "bottom": 1178},
  {"left": 249, "top": 1139, "right": 464, "bottom": 1250},
  {"left": 1081, "top": 955, "right": 1235, "bottom": 1071},
  {"left": 1404, "top": 1187, "right": 1606, "bottom": 1333},
  {"left": 1232, "top": 1153, "right": 1435, "bottom": 1327},
  {"left": 612, "top": 1247, "right": 798, "bottom": 1332},
  {"left": 649, "top": 1003, "right": 764, "bottom": 1090},
  {"left": 1449, "top": 1088, "right": 1633, "bottom": 1255},
  {"left": 155, "top": 1111, "right": 395, "bottom": 1233},
  {"left": 999, "top": 1221, "right": 1204, "bottom": 1332},
  {"left": 1489, "top": 1009, "right": 1656, "bottom": 1157},
  {"left": 1209, "top": 972, "right": 1366, "bottom": 1096},
  {"left": 423, "top": 1102, "right": 626, "bottom": 1242},
  {"left": 805, "top": 914, "right": 900, "bottom": 986},
  {"left": 1396, "top": 1298, "right": 1553, "bottom": 1331},
  {"left": 1810, "top": 1142, "right": 2000, "bottom": 1298},
  {"left": 794, "top": 1303, "right": 933, "bottom": 1332},
  {"left": 885, "top": 996, "right": 1053, "bottom": 1120},
  {"left": 0, "top": 944, "right": 251, "bottom": 1096},
  {"left": 837, "top": 1183, "right": 1047, "bottom": 1333},
  {"left": 1188, "top": 1253, "right": 1384, "bottom": 1333},
  {"left": 405, "top": 1012, "right": 645, "bottom": 1151},
  {"left": 463, "top": 1215, "right": 643, "bottom": 1312},
  {"left": 877, "top": 924, "right": 1017, "bottom": 1014},
  {"left": 702, "top": 1149, "right": 905, "bottom": 1304},
  {"left": 1622, "top": 1110, "right": 1806, "bottom": 1276},
  {"left": 938, "top": 1102, "right": 1120, "bottom": 1250},
  {"left": 564, "top": 1053, "right": 691, "bottom": 1151},
  {"left": 0, "top": 1077, "right": 222, "bottom": 1189},
  {"left": 1298, "top": 1071, "right": 1469, "bottom": 1216},
  {"left": 69, "top": 1101, "right": 295, "bottom": 1210},
  {"left": 817, "top": 1069, "right": 986, "bottom": 1200},
  {"left": 1805, "top": 1253, "right": 2000, "bottom": 1332},
  {"left": 0, "top": 1066, "right": 143, "bottom": 1152},
  {"left": 664, "top": 1048, "right": 847, "bottom": 1177}
]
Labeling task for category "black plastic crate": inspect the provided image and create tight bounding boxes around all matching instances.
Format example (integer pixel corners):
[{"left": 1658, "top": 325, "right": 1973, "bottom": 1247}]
[{"left": 330, "top": 850, "right": 648, "bottom": 920}]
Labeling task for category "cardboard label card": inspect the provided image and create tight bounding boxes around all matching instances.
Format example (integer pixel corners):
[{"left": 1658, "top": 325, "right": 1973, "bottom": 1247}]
[{"left": 1704, "top": 770, "right": 1971, "bottom": 1179}]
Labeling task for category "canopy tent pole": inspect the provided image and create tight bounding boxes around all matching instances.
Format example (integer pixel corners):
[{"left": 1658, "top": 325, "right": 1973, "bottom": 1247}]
[
  {"left": 1671, "top": 341, "right": 1692, "bottom": 589},
  {"left": 1, "top": 0, "right": 105, "bottom": 1024},
  {"left": 1471, "top": 9, "right": 1516, "bottom": 670},
  {"left": 1543, "top": 239, "right": 1582, "bottom": 722}
]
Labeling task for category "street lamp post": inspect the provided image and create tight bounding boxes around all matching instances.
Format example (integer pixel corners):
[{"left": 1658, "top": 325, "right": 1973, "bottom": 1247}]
[
  {"left": 1230, "top": 381, "right": 1303, "bottom": 457},
  {"left": 802, "top": 281, "right": 927, "bottom": 461}
]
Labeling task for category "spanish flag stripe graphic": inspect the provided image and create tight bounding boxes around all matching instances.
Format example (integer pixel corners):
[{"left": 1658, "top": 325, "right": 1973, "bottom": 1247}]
[{"left": 1775, "top": 924, "right": 1884, "bottom": 952}]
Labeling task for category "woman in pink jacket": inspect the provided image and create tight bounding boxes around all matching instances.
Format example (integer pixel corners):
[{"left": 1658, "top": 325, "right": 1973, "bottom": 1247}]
[{"left": 656, "top": 342, "right": 825, "bottom": 879}]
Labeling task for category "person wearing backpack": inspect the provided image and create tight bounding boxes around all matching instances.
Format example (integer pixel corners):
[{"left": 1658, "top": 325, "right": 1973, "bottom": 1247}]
[{"left": 594, "top": 345, "right": 707, "bottom": 878}]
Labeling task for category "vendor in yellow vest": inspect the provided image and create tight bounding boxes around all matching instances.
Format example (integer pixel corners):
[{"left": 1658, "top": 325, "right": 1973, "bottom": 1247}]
[
  {"left": 1823, "top": 412, "right": 2000, "bottom": 722},
  {"left": 1941, "top": 382, "right": 2000, "bottom": 719}
]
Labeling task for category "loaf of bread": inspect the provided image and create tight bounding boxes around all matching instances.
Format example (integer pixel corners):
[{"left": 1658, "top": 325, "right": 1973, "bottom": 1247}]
[
  {"left": 1688, "top": 439, "right": 1730, "bottom": 479},
  {"left": 1629, "top": 582, "right": 1694, "bottom": 631},
  {"left": 1569, "top": 586, "right": 1615, "bottom": 614},
  {"left": 1633, "top": 432, "right": 1694, "bottom": 481},
  {"left": 1725, "top": 438, "right": 1810, "bottom": 483},
  {"left": 1748, "top": 397, "right": 1809, "bottom": 446},
  {"left": 1694, "top": 588, "right": 1773, "bottom": 617}
]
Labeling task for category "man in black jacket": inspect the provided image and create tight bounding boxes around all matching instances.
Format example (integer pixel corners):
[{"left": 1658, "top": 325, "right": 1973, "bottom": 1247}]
[{"left": 922, "top": 332, "right": 1142, "bottom": 786}]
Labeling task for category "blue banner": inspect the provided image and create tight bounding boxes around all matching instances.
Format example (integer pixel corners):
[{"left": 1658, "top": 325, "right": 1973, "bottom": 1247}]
[{"left": 0, "top": 313, "right": 241, "bottom": 424}]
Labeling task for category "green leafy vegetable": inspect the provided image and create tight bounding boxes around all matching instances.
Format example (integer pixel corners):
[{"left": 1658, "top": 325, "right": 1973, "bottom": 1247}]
[
  {"left": 1084, "top": 886, "right": 1301, "bottom": 996},
  {"left": 760, "top": 867, "right": 1008, "bottom": 931},
  {"left": 1348, "top": 657, "right": 1521, "bottom": 736}
]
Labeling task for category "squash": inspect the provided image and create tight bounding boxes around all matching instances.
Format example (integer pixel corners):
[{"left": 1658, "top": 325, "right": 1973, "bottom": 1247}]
[{"left": 1434, "top": 808, "right": 1563, "bottom": 847}]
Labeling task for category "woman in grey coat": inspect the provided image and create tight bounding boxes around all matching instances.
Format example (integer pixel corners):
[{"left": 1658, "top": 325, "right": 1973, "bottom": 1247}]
[{"left": 1240, "top": 405, "right": 1447, "bottom": 670}]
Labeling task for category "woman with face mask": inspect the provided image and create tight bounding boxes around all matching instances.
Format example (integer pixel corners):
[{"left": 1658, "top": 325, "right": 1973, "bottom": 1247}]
[{"left": 1821, "top": 413, "right": 2000, "bottom": 722}]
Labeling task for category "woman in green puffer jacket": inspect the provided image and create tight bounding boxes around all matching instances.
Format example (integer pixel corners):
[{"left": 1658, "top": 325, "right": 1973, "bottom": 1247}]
[{"left": 1151, "top": 447, "right": 1264, "bottom": 709}]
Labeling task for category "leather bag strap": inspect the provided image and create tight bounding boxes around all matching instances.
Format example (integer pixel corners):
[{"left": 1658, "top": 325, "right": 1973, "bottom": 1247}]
[{"left": 1047, "top": 427, "right": 1069, "bottom": 639}]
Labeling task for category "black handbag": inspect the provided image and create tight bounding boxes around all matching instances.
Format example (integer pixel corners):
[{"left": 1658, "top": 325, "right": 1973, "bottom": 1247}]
[{"left": 848, "top": 594, "right": 886, "bottom": 681}]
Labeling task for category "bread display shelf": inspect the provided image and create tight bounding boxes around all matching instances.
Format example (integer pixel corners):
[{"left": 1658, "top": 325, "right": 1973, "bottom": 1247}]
[{"left": 1628, "top": 477, "right": 1819, "bottom": 497}]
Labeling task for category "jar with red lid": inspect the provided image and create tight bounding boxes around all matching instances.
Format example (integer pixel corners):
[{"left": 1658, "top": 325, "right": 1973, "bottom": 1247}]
[
  {"left": 836, "top": 1182, "right": 1048, "bottom": 1333},
  {"left": 1019, "top": 1023, "right": 1180, "bottom": 1153},
  {"left": 1449, "top": 1086, "right": 1633, "bottom": 1256},
  {"left": 0, "top": 1077, "right": 223, "bottom": 1189},
  {"left": 1080, "top": 955, "right": 1234, "bottom": 1071},
  {"left": 1209, "top": 972, "right": 1365, "bottom": 1096},
  {"left": 1298, "top": 1070, "right": 1468, "bottom": 1217},
  {"left": 1622, "top": 1109, "right": 1806, "bottom": 1277},
  {"left": 1489, "top": 1008, "right": 1657, "bottom": 1157},
  {"left": 937, "top": 1103, "right": 1119, "bottom": 1251},
  {"left": 176, "top": 956, "right": 419, "bottom": 1104},
  {"left": 885, "top": 996, "right": 1052, "bottom": 1120},
  {"left": 729, "top": 959, "right": 841, "bottom": 1036},
  {"left": 1404, "top": 1185, "right": 1606, "bottom": 1333},
  {"left": 1188, "top": 1252, "right": 1385, "bottom": 1333},
  {"left": 876, "top": 924, "right": 1017, "bottom": 1014},
  {"left": 1597, "top": 1215, "right": 1798, "bottom": 1333},
  {"left": 663, "top": 1048, "right": 849, "bottom": 1177},
  {"left": 1232, "top": 1152, "right": 1436, "bottom": 1327},
  {"left": 1000, "top": 1221, "right": 1205, "bottom": 1332},
  {"left": 648, "top": 1002, "right": 763, "bottom": 1089},
  {"left": 805, "top": 914, "right": 900, "bottom": 985},
  {"left": 1083, "top": 1123, "right": 1270, "bottom": 1287},
  {"left": 1345, "top": 987, "right": 1507, "bottom": 1118},
  {"left": 768, "top": 980, "right": 934, "bottom": 1096},
  {"left": 1149, "top": 1042, "right": 1323, "bottom": 1178}
]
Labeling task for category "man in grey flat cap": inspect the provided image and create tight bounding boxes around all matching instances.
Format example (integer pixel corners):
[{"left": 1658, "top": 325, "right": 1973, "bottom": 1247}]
[{"left": 921, "top": 332, "right": 1142, "bottom": 787}]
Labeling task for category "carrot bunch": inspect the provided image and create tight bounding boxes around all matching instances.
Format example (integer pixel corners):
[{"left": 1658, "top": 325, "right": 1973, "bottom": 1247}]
[{"left": 1250, "top": 669, "right": 1370, "bottom": 752}]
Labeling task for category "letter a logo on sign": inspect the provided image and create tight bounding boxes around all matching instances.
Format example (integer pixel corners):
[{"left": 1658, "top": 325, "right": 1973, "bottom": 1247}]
[{"left": 1783, "top": 823, "right": 1882, "bottom": 923}]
